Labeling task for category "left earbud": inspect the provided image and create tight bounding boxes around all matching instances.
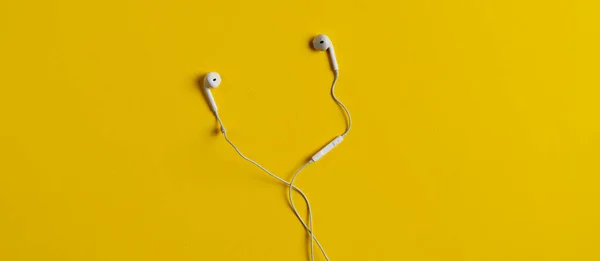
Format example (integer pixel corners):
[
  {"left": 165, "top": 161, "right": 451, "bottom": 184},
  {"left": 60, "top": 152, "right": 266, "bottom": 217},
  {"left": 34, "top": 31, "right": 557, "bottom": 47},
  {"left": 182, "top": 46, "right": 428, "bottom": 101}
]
[
  {"left": 204, "top": 72, "right": 221, "bottom": 113},
  {"left": 312, "top": 34, "right": 338, "bottom": 71}
]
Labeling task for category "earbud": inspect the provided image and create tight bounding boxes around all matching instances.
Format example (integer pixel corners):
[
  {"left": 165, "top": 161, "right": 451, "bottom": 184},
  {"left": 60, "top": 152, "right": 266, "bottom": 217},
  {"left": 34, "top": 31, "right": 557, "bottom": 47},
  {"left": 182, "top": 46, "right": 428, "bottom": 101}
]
[
  {"left": 312, "top": 34, "right": 338, "bottom": 71},
  {"left": 204, "top": 72, "right": 221, "bottom": 113}
]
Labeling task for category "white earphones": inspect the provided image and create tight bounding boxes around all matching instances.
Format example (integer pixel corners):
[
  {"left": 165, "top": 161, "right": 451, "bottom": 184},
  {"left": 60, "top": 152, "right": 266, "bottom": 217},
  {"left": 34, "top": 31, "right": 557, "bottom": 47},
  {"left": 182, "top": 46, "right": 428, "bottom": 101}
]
[
  {"left": 201, "top": 34, "right": 350, "bottom": 261},
  {"left": 203, "top": 72, "right": 221, "bottom": 113},
  {"left": 312, "top": 34, "right": 338, "bottom": 71}
]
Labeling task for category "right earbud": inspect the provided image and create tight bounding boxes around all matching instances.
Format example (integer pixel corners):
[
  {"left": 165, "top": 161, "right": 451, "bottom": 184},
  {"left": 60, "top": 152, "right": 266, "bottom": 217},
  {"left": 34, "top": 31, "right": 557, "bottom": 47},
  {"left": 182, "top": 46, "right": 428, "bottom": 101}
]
[
  {"left": 312, "top": 34, "right": 338, "bottom": 71},
  {"left": 203, "top": 72, "right": 221, "bottom": 113}
]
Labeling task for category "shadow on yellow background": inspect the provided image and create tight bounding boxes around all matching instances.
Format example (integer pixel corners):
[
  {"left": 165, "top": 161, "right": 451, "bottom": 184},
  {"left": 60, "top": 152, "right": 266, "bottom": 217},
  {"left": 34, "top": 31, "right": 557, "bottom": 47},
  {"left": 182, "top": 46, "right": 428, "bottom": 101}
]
[{"left": 1, "top": 0, "right": 599, "bottom": 260}]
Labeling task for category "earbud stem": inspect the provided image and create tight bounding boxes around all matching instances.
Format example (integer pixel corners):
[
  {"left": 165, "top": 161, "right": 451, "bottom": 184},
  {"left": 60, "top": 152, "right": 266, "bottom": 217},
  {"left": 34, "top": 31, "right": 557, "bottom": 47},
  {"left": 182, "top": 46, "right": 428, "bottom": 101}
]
[
  {"left": 203, "top": 85, "right": 218, "bottom": 112},
  {"left": 328, "top": 45, "right": 339, "bottom": 71}
]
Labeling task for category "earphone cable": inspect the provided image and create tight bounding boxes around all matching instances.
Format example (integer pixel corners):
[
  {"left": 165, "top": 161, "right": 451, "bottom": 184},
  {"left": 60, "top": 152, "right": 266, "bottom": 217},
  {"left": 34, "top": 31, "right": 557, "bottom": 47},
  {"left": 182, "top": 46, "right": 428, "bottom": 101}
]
[
  {"left": 287, "top": 70, "right": 351, "bottom": 261},
  {"left": 289, "top": 161, "right": 319, "bottom": 261},
  {"left": 212, "top": 70, "right": 349, "bottom": 261},
  {"left": 331, "top": 70, "right": 352, "bottom": 137},
  {"left": 214, "top": 113, "right": 330, "bottom": 261}
]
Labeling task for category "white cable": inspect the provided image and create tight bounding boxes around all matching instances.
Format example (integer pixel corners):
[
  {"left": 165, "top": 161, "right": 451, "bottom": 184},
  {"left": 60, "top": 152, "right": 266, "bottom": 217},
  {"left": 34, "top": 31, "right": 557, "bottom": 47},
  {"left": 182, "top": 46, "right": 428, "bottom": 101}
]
[
  {"left": 331, "top": 71, "right": 352, "bottom": 137},
  {"left": 215, "top": 113, "right": 330, "bottom": 260},
  {"left": 213, "top": 70, "right": 351, "bottom": 261},
  {"left": 288, "top": 70, "right": 352, "bottom": 261},
  {"left": 289, "top": 161, "right": 321, "bottom": 261}
]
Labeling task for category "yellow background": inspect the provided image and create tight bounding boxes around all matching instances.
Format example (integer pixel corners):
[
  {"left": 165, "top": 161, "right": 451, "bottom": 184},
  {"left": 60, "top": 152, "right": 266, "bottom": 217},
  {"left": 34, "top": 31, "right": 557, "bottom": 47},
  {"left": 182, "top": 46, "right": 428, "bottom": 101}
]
[{"left": 1, "top": 0, "right": 599, "bottom": 260}]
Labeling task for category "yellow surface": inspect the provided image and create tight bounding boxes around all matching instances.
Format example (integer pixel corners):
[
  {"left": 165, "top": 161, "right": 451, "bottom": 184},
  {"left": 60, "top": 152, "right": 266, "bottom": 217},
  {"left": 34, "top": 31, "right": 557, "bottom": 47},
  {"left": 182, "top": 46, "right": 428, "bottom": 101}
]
[{"left": 1, "top": 0, "right": 599, "bottom": 260}]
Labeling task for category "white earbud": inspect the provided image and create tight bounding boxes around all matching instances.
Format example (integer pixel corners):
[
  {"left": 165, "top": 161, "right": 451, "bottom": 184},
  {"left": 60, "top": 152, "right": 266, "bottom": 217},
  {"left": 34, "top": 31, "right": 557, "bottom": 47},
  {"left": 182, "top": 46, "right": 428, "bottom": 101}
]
[
  {"left": 312, "top": 34, "right": 338, "bottom": 71},
  {"left": 203, "top": 72, "right": 221, "bottom": 112}
]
